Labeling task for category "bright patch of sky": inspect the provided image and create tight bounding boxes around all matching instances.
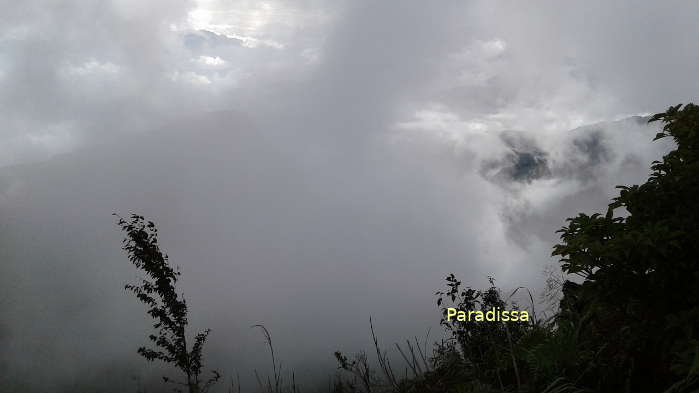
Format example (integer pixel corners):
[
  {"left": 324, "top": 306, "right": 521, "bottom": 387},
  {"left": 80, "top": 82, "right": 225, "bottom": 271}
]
[{"left": 185, "top": 0, "right": 331, "bottom": 49}]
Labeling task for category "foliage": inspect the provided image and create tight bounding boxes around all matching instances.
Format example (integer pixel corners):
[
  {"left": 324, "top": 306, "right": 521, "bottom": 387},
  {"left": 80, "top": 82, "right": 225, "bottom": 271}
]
[
  {"left": 435, "top": 275, "right": 528, "bottom": 392},
  {"left": 551, "top": 104, "right": 699, "bottom": 392},
  {"left": 117, "top": 213, "right": 219, "bottom": 393}
]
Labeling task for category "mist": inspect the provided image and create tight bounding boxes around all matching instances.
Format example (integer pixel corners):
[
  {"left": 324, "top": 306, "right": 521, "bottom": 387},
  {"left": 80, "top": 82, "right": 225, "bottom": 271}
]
[{"left": 0, "top": 1, "right": 696, "bottom": 391}]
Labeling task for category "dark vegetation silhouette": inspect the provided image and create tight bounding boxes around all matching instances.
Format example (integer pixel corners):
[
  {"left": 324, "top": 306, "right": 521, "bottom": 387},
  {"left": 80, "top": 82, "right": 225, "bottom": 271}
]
[
  {"left": 251, "top": 324, "right": 302, "bottom": 393},
  {"left": 117, "top": 214, "right": 220, "bottom": 393},
  {"left": 117, "top": 103, "right": 698, "bottom": 393}
]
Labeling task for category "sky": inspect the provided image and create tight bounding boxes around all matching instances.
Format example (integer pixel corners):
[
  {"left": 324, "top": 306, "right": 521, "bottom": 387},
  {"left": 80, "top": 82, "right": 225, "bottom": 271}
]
[{"left": 0, "top": 1, "right": 697, "bottom": 391}]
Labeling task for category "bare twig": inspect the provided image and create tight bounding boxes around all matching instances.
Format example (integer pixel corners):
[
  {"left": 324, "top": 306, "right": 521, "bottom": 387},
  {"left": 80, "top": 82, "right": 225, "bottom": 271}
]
[{"left": 369, "top": 317, "right": 399, "bottom": 389}]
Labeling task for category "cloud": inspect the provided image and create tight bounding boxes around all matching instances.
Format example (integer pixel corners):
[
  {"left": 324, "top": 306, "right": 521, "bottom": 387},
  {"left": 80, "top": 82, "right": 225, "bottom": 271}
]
[{"left": 0, "top": 0, "right": 695, "bottom": 391}]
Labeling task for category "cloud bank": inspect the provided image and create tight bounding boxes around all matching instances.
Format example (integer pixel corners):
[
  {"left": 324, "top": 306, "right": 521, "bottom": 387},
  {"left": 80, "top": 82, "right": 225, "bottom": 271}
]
[{"left": 0, "top": 1, "right": 694, "bottom": 391}]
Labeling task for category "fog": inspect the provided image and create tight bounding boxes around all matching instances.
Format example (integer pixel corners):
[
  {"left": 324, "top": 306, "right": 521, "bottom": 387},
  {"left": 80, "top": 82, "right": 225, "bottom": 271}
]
[{"left": 0, "top": 1, "right": 695, "bottom": 391}]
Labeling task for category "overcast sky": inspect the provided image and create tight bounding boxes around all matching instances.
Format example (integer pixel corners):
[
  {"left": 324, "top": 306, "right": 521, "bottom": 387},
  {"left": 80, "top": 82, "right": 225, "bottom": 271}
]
[{"left": 1, "top": 1, "right": 697, "bottom": 391}]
